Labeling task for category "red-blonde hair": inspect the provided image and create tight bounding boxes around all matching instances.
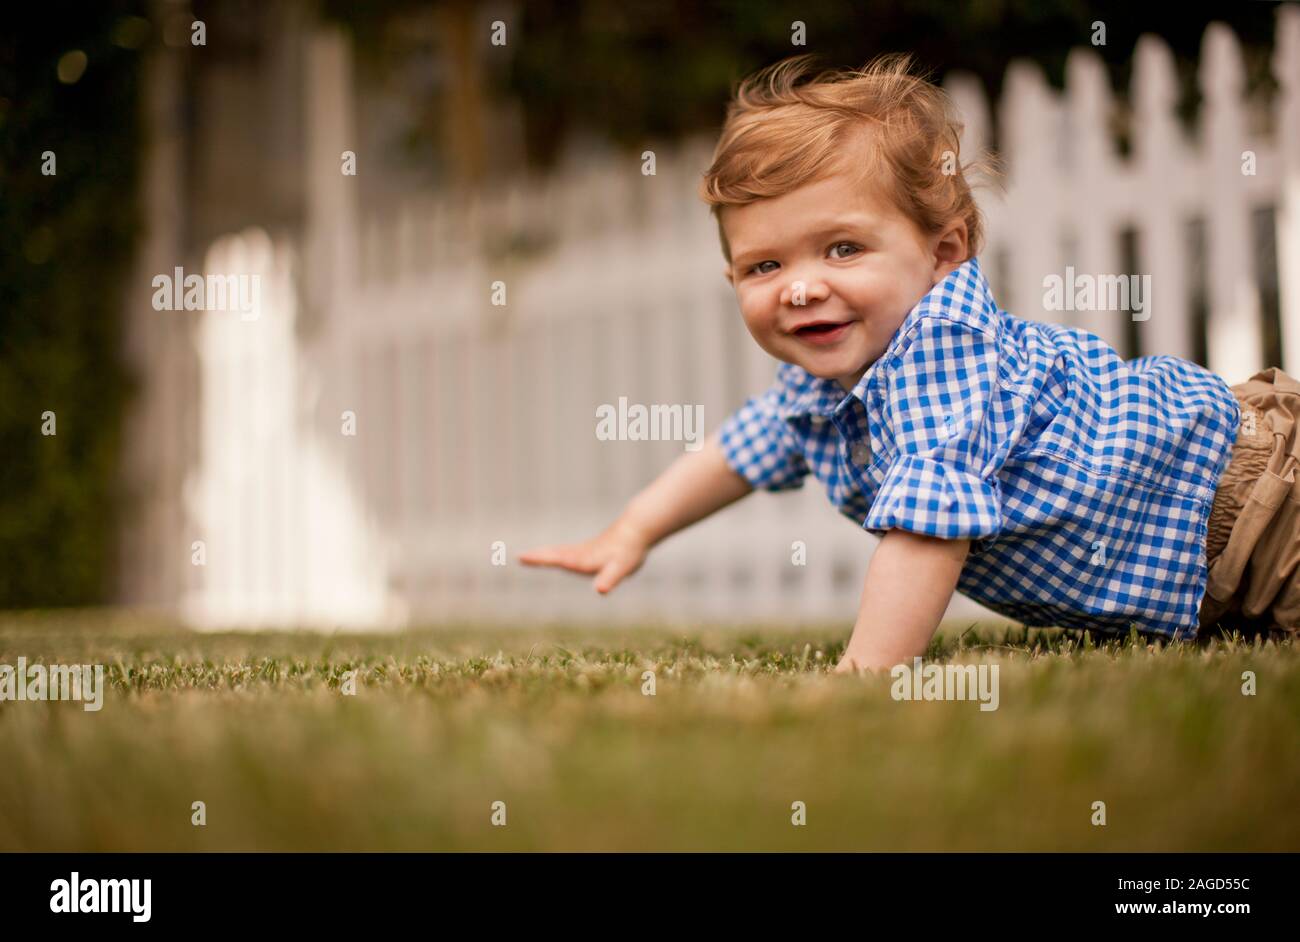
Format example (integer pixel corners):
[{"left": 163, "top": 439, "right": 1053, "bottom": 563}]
[{"left": 700, "top": 53, "right": 999, "bottom": 264}]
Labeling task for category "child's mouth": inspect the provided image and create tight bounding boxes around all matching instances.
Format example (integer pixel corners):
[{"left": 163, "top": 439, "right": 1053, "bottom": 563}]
[{"left": 793, "top": 321, "right": 851, "bottom": 345}]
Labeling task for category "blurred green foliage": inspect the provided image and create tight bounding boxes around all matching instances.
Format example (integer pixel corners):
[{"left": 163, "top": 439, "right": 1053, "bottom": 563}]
[
  {"left": 511, "top": 0, "right": 1281, "bottom": 164},
  {"left": 326, "top": 0, "right": 1281, "bottom": 168},
  {"left": 0, "top": 2, "right": 145, "bottom": 606}
]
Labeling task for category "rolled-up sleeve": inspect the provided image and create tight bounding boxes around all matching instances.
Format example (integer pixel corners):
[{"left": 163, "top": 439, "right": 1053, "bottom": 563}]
[
  {"left": 717, "top": 382, "right": 809, "bottom": 492},
  {"left": 863, "top": 317, "right": 1004, "bottom": 541}
]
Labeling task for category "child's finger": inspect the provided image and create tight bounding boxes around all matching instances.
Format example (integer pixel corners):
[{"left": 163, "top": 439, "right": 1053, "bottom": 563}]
[
  {"left": 593, "top": 557, "right": 631, "bottom": 594},
  {"left": 520, "top": 545, "right": 597, "bottom": 574},
  {"left": 519, "top": 545, "right": 569, "bottom": 566}
]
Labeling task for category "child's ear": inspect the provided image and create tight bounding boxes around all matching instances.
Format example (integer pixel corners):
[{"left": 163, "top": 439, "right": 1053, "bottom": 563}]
[
  {"left": 723, "top": 265, "right": 734, "bottom": 286},
  {"left": 931, "top": 221, "right": 969, "bottom": 280}
]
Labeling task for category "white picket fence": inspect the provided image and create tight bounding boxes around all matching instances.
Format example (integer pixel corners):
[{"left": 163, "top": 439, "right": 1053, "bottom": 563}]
[{"left": 165, "top": 11, "right": 1300, "bottom": 629}]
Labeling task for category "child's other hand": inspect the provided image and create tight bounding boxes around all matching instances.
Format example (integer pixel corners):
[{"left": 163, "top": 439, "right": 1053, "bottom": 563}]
[{"left": 519, "top": 519, "right": 649, "bottom": 594}]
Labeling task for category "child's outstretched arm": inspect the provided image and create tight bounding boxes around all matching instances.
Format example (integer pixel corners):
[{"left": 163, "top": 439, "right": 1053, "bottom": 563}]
[
  {"left": 519, "top": 430, "right": 754, "bottom": 593},
  {"left": 833, "top": 530, "right": 970, "bottom": 674}
]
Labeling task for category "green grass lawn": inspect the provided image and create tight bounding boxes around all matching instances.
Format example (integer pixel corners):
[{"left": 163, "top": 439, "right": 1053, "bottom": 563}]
[{"left": 1, "top": 609, "right": 1297, "bottom": 851}]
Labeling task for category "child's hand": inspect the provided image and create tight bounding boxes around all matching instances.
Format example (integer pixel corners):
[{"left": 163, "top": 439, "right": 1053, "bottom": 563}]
[{"left": 519, "top": 519, "right": 650, "bottom": 594}]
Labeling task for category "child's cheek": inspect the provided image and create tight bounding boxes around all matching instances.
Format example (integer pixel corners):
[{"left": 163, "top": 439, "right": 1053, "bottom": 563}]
[
  {"left": 737, "top": 301, "right": 768, "bottom": 340},
  {"left": 739, "top": 291, "right": 774, "bottom": 333}
]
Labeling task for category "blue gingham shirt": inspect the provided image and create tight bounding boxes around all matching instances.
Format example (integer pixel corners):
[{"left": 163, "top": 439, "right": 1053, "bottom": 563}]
[{"left": 718, "top": 256, "right": 1239, "bottom": 638}]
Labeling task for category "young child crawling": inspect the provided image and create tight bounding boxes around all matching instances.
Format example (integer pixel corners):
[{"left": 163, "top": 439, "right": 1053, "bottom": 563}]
[{"left": 522, "top": 54, "right": 1300, "bottom": 671}]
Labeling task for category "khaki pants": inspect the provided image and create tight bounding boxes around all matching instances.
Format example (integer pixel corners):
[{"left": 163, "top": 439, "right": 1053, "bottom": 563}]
[{"left": 1200, "top": 367, "right": 1300, "bottom": 638}]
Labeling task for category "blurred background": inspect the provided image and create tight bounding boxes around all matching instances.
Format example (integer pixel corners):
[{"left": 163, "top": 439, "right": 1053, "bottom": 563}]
[{"left": 2, "top": 0, "right": 1297, "bottom": 630}]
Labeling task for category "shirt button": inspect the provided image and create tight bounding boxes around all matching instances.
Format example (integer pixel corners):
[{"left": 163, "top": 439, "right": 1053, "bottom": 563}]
[{"left": 851, "top": 442, "right": 872, "bottom": 465}]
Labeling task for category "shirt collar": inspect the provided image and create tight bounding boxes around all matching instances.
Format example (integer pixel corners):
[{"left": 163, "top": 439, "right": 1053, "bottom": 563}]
[{"left": 777, "top": 256, "right": 996, "bottom": 420}]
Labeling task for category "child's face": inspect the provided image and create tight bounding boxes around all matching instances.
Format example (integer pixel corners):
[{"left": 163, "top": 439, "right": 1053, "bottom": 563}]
[{"left": 722, "top": 168, "right": 965, "bottom": 391}]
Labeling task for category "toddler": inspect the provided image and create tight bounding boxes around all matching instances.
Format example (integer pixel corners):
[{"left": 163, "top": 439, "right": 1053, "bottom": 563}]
[{"left": 522, "top": 54, "right": 1299, "bottom": 671}]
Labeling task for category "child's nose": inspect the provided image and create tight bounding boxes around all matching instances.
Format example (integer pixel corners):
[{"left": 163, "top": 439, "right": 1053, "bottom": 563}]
[{"left": 780, "top": 275, "right": 831, "bottom": 307}]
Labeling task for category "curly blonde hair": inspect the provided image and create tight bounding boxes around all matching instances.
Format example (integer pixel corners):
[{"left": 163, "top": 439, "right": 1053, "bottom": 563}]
[{"left": 700, "top": 53, "right": 1000, "bottom": 264}]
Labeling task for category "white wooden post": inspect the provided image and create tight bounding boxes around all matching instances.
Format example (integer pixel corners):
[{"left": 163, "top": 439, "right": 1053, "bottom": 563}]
[
  {"left": 1065, "top": 48, "right": 1125, "bottom": 352},
  {"left": 1001, "top": 60, "right": 1061, "bottom": 323},
  {"left": 1203, "top": 23, "right": 1264, "bottom": 382},
  {"left": 1133, "top": 35, "right": 1193, "bottom": 360}
]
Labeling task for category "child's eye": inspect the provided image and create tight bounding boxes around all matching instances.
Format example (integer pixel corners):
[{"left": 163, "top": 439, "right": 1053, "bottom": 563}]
[
  {"left": 749, "top": 260, "right": 779, "bottom": 275},
  {"left": 829, "top": 242, "right": 861, "bottom": 259}
]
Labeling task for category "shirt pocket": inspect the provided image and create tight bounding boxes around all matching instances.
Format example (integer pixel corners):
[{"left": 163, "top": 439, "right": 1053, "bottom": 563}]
[{"left": 1007, "top": 364, "right": 1102, "bottom": 472}]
